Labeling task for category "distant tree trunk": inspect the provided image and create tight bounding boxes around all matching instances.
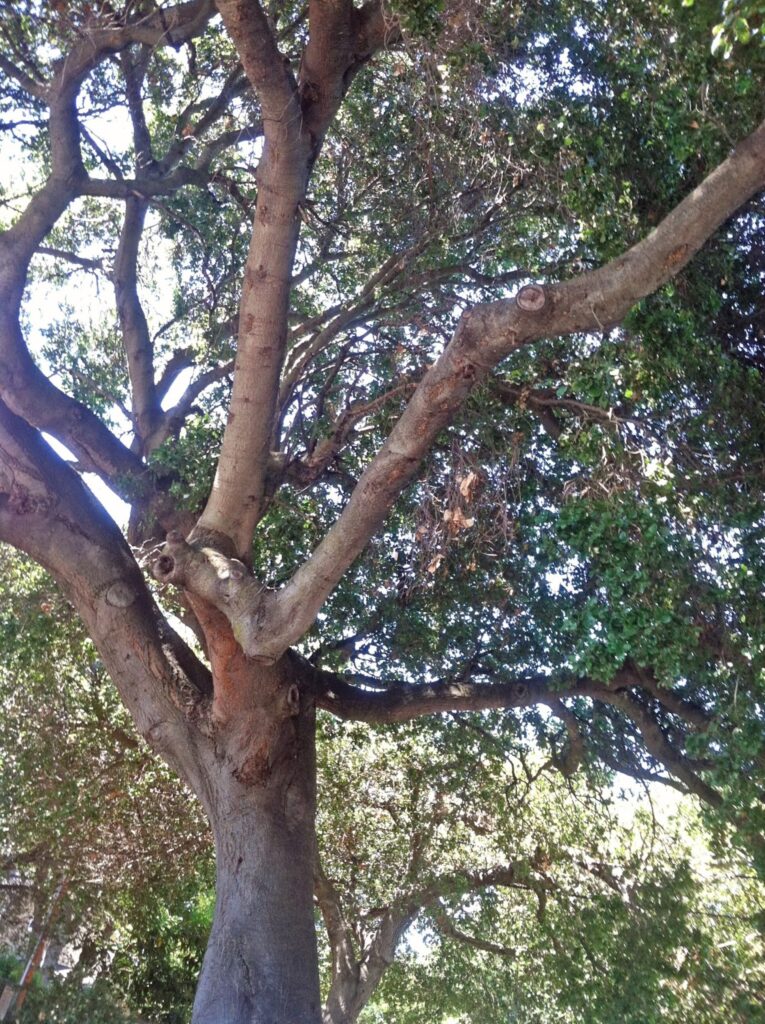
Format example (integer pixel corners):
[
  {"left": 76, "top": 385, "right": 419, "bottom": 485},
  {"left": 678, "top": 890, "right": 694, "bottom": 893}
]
[
  {"left": 189, "top": 617, "right": 322, "bottom": 1024},
  {"left": 323, "top": 975, "right": 375, "bottom": 1024},
  {"left": 321, "top": 909, "right": 413, "bottom": 1024}
]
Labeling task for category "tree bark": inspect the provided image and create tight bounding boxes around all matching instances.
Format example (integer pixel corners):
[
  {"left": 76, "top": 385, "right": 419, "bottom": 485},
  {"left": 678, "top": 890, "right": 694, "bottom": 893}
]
[
  {"left": 321, "top": 908, "right": 412, "bottom": 1024},
  {"left": 189, "top": 618, "right": 322, "bottom": 1024},
  {"left": 194, "top": 788, "right": 321, "bottom": 1023}
]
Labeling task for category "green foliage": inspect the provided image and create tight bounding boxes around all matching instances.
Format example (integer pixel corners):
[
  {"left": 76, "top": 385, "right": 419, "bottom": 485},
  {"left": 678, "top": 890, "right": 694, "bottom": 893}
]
[
  {"left": 317, "top": 724, "right": 765, "bottom": 1024},
  {"left": 0, "top": 549, "right": 212, "bottom": 1019},
  {"left": 711, "top": 1, "right": 765, "bottom": 54},
  {"left": 2, "top": 0, "right": 765, "bottom": 1019},
  {"left": 107, "top": 866, "right": 215, "bottom": 1024},
  {"left": 18, "top": 979, "right": 135, "bottom": 1024}
]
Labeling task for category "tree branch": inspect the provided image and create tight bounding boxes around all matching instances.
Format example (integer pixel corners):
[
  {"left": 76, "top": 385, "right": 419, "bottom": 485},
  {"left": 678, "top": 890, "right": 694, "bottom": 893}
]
[
  {"left": 314, "top": 854, "right": 359, "bottom": 1008},
  {"left": 0, "top": 51, "right": 46, "bottom": 99},
  {"left": 298, "top": 657, "right": 728, "bottom": 814},
  {"left": 286, "top": 380, "right": 415, "bottom": 488},
  {"left": 148, "top": 360, "right": 235, "bottom": 453},
  {"left": 309, "top": 669, "right": 590, "bottom": 723},
  {"left": 196, "top": 0, "right": 399, "bottom": 554},
  {"left": 0, "top": 313, "right": 147, "bottom": 497},
  {"left": 214, "top": 0, "right": 300, "bottom": 121},
  {"left": 595, "top": 688, "right": 721, "bottom": 807},
  {"left": 35, "top": 245, "right": 104, "bottom": 272},
  {"left": 263, "top": 115, "right": 765, "bottom": 654},
  {"left": 432, "top": 905, "right": 517, "bottom": 957},
  {"left": 0, "top": 400, "right": 214, "bottom": 803},
  {"left": 113, "top": 196, "right": 160, "bottom": 451}
]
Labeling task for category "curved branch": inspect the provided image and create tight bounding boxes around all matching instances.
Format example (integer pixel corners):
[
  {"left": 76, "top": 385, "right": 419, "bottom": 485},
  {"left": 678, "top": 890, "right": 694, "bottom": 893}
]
[
  {"left": 147, "top": 360, "right": 235, "bottom": 454},
  {"left": 0, "top": 317, "right": 147, "bottom": 496},
  {"left": 264, "top": 115, "right": 765, "bottom": 655},
  {"left": 299, "top": 658, "right": 726, "bottom": 813},
  {"left": 596, "top": 688, "right": 721, "bottom": 807},
  {"left": 0, "top": 0, "right": 217, "bottom": 498},
  {"left": 311, "top": 669, "right": 579, "bottom": 723},
  {"left": 625, "top": 663, "right": 711, "bottom": 729},
  {"left": 0, "top": 400, "right": 213, "bottom": 802}
]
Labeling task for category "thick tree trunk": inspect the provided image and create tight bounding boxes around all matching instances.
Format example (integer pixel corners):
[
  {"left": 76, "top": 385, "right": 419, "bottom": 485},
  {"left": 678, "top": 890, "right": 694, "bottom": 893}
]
[
  {"left": 193, "top": 762, "right": 321, "bottom": 1024},
  {"left": 188, "top": 612, "right": 322, "bottom": 1024}
]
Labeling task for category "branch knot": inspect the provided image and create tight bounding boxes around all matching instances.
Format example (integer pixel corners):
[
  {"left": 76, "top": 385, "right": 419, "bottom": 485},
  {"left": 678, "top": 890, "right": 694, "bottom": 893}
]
[{"left": 515, "top": 284, "right": 546, "bottom": 313}]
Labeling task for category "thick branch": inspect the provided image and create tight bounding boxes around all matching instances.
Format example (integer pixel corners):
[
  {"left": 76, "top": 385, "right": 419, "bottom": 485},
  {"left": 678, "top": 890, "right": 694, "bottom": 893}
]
[
  {"left": 301, "top": 1, "right": 399, "bottom": 138},
  {"left": 0, "top": 77, "right": 123, "bottom": 483},
  {"left": 0, "top": 400, "right": 213, "bottom": 800},
  {"left": 265, "top": 115, "right": 765, "bottom": 654},
  {"left": 323, "top": 903, "right": 415, "bottom": 1024},
  {"left": 0, "top": 314, "right": 147, "bottom": 496},
  {"left": 626, "top": 663, "right": 711, "bottom": 729},
  {"left": 197, "top": 0, "right": 398, "bottom": 554},
  {"left": 56, "top": 1, "right": 217, "bottom": 94},
  {"left": 311, "top": 670, "right": 575, "bottom": 723},
  {"left": 214, "top": 0, "right": 299, "bottom": 121},
  {"left": 194, "top": 2, "right": 309, "bottom": 551},
  {"left": 300, "top": 660, "right": 726, "bottom": 812}
]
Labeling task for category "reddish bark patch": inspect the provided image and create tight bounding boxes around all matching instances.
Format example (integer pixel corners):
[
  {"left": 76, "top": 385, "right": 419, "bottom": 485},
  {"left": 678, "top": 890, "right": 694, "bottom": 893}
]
[{"left": 664, "top": 244, "right": 689, "bottom": 268}]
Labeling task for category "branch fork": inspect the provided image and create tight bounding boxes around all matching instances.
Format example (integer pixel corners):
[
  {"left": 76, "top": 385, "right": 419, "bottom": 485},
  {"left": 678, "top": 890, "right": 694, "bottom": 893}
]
[{"left": 153, "top": 531, "right": 279, "bottom": 660}]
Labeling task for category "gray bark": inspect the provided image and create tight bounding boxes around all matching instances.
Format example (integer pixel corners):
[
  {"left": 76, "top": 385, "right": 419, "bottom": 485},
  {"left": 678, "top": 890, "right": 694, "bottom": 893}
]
[{"left": 190, "top": 659, "right": 322, "bottom": 1024}]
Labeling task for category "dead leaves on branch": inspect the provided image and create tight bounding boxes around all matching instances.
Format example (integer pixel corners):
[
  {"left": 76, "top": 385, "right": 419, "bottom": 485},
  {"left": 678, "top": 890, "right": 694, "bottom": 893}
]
[
  {"left": 442, "top": 504, "right": 475, "bottom": 535},
  {"left": 412, "top": 439, "right": 522, "bottom": 586}
]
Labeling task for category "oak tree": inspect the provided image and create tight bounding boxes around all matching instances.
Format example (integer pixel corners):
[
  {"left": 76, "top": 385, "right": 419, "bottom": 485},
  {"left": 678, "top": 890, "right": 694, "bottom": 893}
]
[{"left": 1, "top": 1, "right": 764, "bottom": 1021}]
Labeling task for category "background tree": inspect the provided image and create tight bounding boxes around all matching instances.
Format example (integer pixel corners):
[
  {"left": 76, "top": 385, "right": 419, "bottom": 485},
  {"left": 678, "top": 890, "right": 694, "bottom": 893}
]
[
  {"left": 0, "top": 548, "right": 211, "bottom": 1008},
  {"left": 0, "top": 1, "right": 764, "bottom": 1021}
]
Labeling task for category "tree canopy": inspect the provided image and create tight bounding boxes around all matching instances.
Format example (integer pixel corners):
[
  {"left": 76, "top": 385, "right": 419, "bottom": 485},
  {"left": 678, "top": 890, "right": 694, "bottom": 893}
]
[{"left": 1, "top": 0, "right": 764, "bottom": 1021}]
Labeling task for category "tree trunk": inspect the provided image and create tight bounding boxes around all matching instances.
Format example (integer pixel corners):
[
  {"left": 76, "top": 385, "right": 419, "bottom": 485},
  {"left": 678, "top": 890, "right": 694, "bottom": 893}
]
[
  {"left": 189, "top": 617, "right": 322, "bottom": 1024},
  {"left": 322, "top": 909, "right": 413, "bottom": 1024}
]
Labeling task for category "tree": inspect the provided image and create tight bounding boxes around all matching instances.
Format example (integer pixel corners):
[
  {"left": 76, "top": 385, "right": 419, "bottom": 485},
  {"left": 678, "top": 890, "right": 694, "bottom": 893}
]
[
  {"left": 4, "top": 600, "right": 765, "bottom": 1024},
  {"left": 0, "top": 0, "right": 764, "bottom": 1021}
]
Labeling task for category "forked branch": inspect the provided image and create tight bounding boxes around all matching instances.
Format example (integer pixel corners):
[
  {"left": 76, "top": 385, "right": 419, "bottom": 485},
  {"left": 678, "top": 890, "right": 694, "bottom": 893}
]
[{"left": 264, "top": 115, "right": 765, "bottom": 653}]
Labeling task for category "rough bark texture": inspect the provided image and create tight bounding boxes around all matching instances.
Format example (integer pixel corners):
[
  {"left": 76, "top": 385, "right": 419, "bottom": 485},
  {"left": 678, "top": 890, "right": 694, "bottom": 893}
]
[
  {"left": 192, "top": 659, "right": 321, "bottom": 1024},
  {"left": 174, "top": 602, "right": 322, "bottom": 1024}
]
